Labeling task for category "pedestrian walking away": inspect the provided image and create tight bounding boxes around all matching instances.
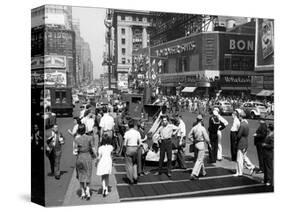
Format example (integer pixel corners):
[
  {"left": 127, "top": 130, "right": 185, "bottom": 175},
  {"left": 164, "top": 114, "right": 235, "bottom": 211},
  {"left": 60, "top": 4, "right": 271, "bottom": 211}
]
[
  {"left": 188, "top": 115, "right": 211, "bottom": 180},
  {"left": 123, "top": 119, "right": 142, "bottom": 184},
  {"left": 46, "top": 124, "right": 65, "bottom": 180},
  {"left": 74, "top": 124, "right": 96, "bottom": 200},
  {"left": 96, "top": 134, "right": 114, "bottom": 197},
  {"left": 99, "top": 106, "right": 115, "bottom": 145},
  {"left": 174, "top": 114, "right": 187, "bottom": 169}
]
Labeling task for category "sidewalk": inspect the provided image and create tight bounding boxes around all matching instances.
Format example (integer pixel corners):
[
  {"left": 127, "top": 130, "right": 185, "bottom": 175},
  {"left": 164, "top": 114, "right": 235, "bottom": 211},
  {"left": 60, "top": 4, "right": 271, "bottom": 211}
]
[{"left": 62, "top": 159, "right": 120, "bottom": 206}]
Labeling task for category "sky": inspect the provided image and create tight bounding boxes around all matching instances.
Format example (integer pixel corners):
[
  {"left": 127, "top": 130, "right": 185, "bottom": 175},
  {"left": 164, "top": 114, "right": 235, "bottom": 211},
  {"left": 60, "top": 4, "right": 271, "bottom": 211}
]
[{"left": 72, "top": 6, "right": 107, "bottom": 79}]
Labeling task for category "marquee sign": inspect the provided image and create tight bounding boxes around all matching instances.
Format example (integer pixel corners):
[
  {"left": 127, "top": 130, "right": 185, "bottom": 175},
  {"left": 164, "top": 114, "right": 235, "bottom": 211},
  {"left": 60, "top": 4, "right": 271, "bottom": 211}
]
[
  {"left": 155, "top": 41, "right": 196, "bottom": 57},
  {"left": 31, "top": 55, "right": 66, "bottom": 69}
]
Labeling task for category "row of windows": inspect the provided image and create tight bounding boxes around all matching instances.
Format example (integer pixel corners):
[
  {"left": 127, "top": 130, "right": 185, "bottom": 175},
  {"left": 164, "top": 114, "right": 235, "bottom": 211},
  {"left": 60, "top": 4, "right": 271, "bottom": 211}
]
[
  {"left": 120, "top": 15, "right": 152, "bottom": 22},
  {"left": 121, "top": 58, "right": 131, "bottom": 64}
]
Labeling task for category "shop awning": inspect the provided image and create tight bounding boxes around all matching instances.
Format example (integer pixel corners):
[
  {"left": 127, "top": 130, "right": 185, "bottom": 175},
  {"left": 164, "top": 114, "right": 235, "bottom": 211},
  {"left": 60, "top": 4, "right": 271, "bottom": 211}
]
[
  {"left": 221, "top": 87, "right": 249, "bottom": 91},
  {"left": 182, "top": 87, "right": 197, "bottom": 93},
  {"left": 256, "top": 90, "right": 274, "bottom": 96}
]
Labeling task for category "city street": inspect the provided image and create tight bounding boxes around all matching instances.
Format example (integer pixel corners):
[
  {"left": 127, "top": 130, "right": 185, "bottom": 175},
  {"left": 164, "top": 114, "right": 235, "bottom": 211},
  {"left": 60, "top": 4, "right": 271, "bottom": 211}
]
[{"left": 45, "top": 106, "right": 273, "bottom": 206}]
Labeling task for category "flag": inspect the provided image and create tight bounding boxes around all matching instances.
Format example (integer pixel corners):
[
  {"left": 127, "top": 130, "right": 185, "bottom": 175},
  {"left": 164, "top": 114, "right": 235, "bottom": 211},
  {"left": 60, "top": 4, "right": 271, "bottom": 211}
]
[
  {"left": 146, "top": 57, "right": 150, "bottom": 64},
  {"left": 158, "top": 60, "right": 162, "bottom": 67},
  {"left": 152, "top": 59, "right": 156, "bottom": 65}
]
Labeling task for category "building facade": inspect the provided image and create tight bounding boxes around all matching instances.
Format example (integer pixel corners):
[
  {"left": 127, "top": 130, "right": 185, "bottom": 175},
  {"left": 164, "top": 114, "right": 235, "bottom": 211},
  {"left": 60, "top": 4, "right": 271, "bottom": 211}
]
[
  {"left": 112, "top": 10, "right": 153, "bottom": 91},
  {"left": 150, "top": 19, "right": 255, "bottom": 96},
  {"left": 31, "top": 5, "right": 76, "bottom": 88}
]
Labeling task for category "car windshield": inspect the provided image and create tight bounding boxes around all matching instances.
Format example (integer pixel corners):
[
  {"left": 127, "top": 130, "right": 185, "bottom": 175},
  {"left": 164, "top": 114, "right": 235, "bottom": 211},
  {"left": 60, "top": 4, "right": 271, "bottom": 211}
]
[{"left": 254, "top": 103, "right": 266, "bottom": 108}]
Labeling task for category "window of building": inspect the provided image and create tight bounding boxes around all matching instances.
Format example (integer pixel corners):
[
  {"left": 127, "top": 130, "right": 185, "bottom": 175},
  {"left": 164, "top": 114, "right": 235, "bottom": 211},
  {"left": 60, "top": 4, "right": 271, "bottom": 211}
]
[
  {"left": 121, "top": 15, "right": 125, "bottom": 21},
  {"left": 122, "top": 48, "right": 126, "bottom": 55},
  {"left": 133, "top": 16, "right": 136, "bottom": 21},
  {"left": 122, "top": 38, "right": 126, "bottom": 45},
  {"left": 139, "top": 16, "right": 143, "bottom": 22},
  {"left": 122, "top": 58, "right": 126, "bottom": 64},
  {"left": 121, "top": 28, "right": 125, "bottom": 35}
]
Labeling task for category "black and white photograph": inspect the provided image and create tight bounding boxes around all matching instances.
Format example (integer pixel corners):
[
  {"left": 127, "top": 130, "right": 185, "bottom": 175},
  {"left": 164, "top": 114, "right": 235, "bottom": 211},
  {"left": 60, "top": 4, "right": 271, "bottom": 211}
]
[{"left": 29, "top": 1, "right": 276, "bottom": 208}]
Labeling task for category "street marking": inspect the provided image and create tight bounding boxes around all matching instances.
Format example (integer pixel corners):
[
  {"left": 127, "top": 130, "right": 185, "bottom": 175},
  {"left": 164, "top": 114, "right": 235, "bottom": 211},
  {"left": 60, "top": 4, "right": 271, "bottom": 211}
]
[
  {"left": 116, "top": 174, "right": 235, "bottom": 186},
  {"left": 119, "top": 183, "right": 265, "bottom": 201},
  {"left": 114, "top": 166, "right": 218, "bottom": 175}
]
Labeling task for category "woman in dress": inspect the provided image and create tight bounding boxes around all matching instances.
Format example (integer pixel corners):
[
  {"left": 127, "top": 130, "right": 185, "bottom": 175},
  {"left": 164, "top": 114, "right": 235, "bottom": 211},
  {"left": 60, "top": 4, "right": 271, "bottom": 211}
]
[
  {"left": 96, "top": 134, "right": 114, "bottom": 197},
  {"left": 74, "top": 124, "right": 95, "bottom": 200}
]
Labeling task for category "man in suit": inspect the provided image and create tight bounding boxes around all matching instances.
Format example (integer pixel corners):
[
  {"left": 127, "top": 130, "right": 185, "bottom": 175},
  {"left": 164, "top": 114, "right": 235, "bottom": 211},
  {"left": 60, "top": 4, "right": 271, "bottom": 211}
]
[
  {"left": 46, "top": 124, "right": 65, "bottom": 180},
  {"left": 234, "top": 109, "right": 255, "bottom": 177}
]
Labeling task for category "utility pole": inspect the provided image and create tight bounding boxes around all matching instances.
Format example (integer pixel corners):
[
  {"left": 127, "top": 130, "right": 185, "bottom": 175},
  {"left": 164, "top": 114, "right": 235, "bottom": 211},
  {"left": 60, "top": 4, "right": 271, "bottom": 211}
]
[{"left": 104, "top": 10, "right": 113, "bottom": 90}]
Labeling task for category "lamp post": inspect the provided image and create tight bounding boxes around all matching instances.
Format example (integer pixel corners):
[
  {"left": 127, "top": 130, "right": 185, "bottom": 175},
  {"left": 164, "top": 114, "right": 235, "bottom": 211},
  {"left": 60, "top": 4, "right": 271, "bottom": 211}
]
[{"left": 104, "top": 10, "right": 113, "bottom": 90}]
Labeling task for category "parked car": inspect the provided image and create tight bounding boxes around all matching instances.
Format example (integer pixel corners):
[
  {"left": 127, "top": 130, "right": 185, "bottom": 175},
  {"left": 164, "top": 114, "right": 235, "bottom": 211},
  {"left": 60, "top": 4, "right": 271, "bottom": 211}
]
[
  {"left": 240, "top": 101, "right": 268, "bottom": 119},
  {"left": 43, "top": 112, "right": 56, "bottom": 129},
  {"left": 210, "top": 101, "right": 233, "bottom": 115}
]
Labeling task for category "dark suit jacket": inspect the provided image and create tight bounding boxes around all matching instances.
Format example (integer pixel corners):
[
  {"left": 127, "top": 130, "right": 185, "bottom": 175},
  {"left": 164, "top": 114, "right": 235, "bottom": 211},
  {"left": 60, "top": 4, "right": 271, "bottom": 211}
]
[{"left": 237, "top": 120, "right": 249, "bottom": 150}]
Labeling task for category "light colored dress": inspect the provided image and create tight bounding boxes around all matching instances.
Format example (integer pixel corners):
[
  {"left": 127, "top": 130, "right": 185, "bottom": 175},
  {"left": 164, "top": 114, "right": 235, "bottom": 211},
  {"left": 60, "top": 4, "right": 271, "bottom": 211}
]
[{"left": 96, "top": 145, "right": 113, "bottom": 176}]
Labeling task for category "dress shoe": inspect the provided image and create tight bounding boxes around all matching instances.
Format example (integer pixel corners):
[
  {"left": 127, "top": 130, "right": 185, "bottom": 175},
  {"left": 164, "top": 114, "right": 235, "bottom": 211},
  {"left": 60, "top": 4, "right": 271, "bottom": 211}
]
[
  {"left": 190, "top": 175, "right": 199, "bottom": 180},
  {"left": 154, "top": 172, "right": 161, "bottom": 176},
  {"left": 133, "top": 179, "right": 138, "bottom": 184},
  {"left": 250, "top": 168, "right": 255, "bottom": 176},
  {"left": 167, "top": 173, "right": 172, "bottom": 177},
  {"left": 265, "top": 182, "right": 272, "bottom": 186},
  {"left": 233, "top": 173, "right": 242, "bottom": 177},
  {"left": 55, "top": 175, "right": 60, "bottom": 180}
]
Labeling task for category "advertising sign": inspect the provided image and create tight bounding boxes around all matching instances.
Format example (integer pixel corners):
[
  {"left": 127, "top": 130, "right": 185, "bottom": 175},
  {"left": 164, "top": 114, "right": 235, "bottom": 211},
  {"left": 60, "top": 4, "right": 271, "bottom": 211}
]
[
  {"left": 44, "top": 69, "right": 67, "bottom": 86},
  {"left": 31, "top": 70, "right": 44, "bottom": 86},
  {"left": 255, "top": 19, "right": 274, "bottom": 71},
  {"left": 31, "top": 55, "right": 66, "bottom": 69},
  {"left": 117, "top": 73, "right": 128, "bottom": 90},
  {"left": 220, "top": 75, "right": 251, "bottom": 87}
]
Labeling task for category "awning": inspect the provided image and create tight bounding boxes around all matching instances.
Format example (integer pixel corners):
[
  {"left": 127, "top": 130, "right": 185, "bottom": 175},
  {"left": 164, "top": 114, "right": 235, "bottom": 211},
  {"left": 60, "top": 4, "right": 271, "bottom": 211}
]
[
  {"left": 256, "top": 90, "right": 274, "bottom": 96},
  {"left": 182, "top": 87, "right": 197, "bottom": 93},
  {"left": 221, "top": 87, "right": 249, "bottom": 91}
]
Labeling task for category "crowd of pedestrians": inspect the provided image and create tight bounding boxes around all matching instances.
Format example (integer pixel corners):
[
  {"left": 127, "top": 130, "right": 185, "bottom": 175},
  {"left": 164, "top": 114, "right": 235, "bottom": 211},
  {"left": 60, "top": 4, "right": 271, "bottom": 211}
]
[{"left": 34, "top": 93, "right": 274, "bottom": 201}]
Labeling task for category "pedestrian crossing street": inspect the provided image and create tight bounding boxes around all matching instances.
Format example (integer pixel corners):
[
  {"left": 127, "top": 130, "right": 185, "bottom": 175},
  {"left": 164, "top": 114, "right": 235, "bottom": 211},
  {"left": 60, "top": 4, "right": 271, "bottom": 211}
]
[{"left": 112, "top": 157, "right": 273, "bottom": 202}]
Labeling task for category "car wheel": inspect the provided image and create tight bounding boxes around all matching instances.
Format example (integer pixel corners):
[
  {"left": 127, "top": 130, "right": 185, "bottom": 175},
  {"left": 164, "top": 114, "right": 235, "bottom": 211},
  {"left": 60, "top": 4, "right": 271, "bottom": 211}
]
[{"left": 250, "top": 112, "right": 255, "bottom": 119}]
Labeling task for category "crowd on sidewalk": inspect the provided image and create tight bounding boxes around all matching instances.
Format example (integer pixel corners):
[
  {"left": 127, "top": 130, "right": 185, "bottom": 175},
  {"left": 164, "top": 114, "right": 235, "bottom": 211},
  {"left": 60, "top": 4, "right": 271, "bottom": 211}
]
[{"left": 32, "top": 95, "right": 274, "bottom": 201}]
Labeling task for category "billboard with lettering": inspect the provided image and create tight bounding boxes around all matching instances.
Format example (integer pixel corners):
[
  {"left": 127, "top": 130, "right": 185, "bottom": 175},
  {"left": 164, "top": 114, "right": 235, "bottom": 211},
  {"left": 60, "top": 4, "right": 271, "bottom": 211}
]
[
  {"left": 44, "top": 69, "right": 67, "bottom": 86},
  {"left": 255, "top": 18, "right": 274, "bottom": 71},
  {"left": 219, "top": 33, "right": 255, "bottom": 71}
]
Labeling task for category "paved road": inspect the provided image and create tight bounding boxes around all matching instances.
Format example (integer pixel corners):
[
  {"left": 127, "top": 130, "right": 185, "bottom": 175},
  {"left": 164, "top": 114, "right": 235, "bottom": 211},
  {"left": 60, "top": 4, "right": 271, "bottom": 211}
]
[{"left": 44, "top": 108, "right": 273, "bottom": 206}]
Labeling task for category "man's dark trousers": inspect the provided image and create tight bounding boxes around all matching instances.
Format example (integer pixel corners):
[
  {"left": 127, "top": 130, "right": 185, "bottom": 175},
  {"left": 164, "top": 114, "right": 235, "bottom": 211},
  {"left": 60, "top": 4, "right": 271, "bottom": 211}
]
[
  {"left": 230, "top": 131, "right": 238, "bottom": 161},
  {"left": 159, "top": 139, "right": 172, "bottom": 174},
  {"left": 209, "top": 133, "right": 218, "bottom": 163}
]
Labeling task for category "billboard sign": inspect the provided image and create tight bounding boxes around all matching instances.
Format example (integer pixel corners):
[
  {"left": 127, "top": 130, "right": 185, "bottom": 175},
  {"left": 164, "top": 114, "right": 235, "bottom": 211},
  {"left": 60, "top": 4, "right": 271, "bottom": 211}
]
[
  {"left": 31, "top": 55, "right": 66, "bottom": 69},
  {"left": 255, "top": 19, "right": 274, "bottom": 71},
  {"left": 117, "top": 73, "right": 128, "bottom": 91},
  {"left": 44, "top": 69, "right": 67, "bottom": 86}
]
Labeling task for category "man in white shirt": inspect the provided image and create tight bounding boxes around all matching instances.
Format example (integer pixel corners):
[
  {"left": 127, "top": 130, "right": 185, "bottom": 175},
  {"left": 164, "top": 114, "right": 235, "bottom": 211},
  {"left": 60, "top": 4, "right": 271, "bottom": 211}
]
[
  {"left": 230, "top": 110, "right": 240, "bottom": 161},
  {"left": 124, "top": 119, "right": 141, "bottom": 184},
  {"left": 81, "top": 110, "right": 95, "bottom": 136},
  {"left": 174, "top": 114, "right": 187, "bottom": 169},
  {"left": 99, "top": 107, "right": 115, "bottom": 143}
]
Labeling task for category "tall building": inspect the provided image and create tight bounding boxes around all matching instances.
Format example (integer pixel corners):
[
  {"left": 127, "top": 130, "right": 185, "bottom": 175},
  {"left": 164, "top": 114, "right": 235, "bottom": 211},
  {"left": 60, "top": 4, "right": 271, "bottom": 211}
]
[
  {"left": 111, "top": 9, "right": 153, "bottom": 91},
  {"left": 31, "top": 5, "right": 76, "bottom": 87},
  {"left": 149, "top": 13, "right": 254, "bottom": 96}
]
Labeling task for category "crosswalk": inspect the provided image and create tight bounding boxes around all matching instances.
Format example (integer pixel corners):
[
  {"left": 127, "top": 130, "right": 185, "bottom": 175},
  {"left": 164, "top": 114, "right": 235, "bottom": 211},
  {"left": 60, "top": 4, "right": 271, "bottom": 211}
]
[{"left": 113, "top": 157, "right": 273, "bottom": 202}]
